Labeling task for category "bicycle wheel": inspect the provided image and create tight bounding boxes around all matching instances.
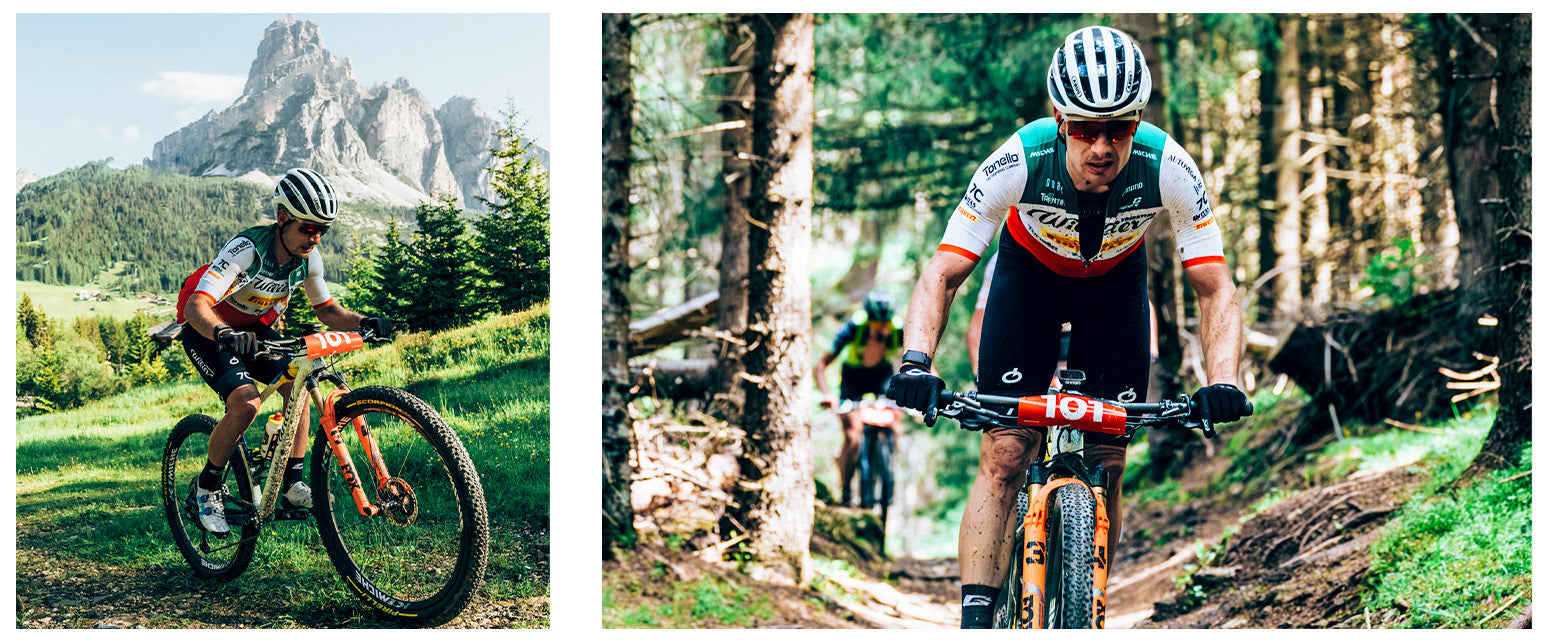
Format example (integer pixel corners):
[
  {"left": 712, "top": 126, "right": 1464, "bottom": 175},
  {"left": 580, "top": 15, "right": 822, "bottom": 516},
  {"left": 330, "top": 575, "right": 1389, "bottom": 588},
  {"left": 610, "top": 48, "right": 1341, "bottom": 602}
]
[
  {"left": 312, "top": 386, "right": 489, "bottom": 626},
  {"left": 161, "top": 414, "right": 258, "bottom": 580},
  {"left": 991, "top": 525, "right": 1026, "bottom": 628},
  {"left": 873, "top": 427, "right": 895, "bottom": 526},
  {"left": 1044, "top": 482, "right": 1096, "bottom": 628}
]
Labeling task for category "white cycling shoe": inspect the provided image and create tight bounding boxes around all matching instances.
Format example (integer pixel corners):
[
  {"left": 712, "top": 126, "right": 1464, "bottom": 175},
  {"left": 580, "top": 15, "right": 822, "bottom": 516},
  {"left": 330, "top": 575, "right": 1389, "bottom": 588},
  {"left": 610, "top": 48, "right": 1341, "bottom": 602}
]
[
  {"left": 283, "top": 482, "right": 314, "bottom": 509},
  {"left": 194, "top": 485, "right": 231, "bottom": 537}
]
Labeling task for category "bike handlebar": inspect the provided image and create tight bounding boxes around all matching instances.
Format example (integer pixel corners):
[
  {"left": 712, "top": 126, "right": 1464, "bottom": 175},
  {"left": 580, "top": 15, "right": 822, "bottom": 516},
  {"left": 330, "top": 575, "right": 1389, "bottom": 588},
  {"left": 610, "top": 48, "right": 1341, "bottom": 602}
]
[
  {"left": 254, "top": 327, "right": 391, "bottom": 361},
  {"left": 933, "top": 389, "right": 1253, "bottom": 440}
]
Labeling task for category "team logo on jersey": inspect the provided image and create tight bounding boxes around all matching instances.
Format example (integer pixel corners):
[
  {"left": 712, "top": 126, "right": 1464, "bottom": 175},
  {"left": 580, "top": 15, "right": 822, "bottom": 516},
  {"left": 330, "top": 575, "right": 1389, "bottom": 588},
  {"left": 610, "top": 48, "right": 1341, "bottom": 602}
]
[
  {"left": 955, "top": 204, "right": 980, "bottom": 223},
  {"left": 1041, "top": 229, "right": 1081, "bottom": 253},
  {"left": 244, "top": 293, "right": 284, "bottom": 307},
  {"left": 981, "top": 151, "right": 1021, "bottom": 179}
]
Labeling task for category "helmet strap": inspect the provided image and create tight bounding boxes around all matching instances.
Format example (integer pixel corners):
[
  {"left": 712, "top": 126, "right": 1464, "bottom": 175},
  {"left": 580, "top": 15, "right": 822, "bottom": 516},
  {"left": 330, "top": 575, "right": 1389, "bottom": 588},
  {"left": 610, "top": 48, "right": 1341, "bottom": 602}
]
[{"left": 275, "top": 217, "right": 301, "bottom": 262}]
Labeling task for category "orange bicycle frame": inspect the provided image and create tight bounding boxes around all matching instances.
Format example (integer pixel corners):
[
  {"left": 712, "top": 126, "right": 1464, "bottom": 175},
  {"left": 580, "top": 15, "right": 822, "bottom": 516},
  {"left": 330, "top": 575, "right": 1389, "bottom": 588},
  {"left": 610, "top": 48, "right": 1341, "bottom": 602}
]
[
  {"left": 320, "top": 388, "right": 393, "bottom": 518},
  {"left": 1019, "top": 477, "right": 1111, "bottom": 628}
]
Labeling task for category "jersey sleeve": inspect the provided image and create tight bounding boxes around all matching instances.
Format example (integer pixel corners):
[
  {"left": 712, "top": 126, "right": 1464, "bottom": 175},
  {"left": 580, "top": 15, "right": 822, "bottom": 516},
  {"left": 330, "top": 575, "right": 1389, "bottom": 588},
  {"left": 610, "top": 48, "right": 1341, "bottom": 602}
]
[
  {"left": 193, "top": 235, "right": 258, "bottom": 304},
  {"left": 302, "top": 250, "right": 334, "bottom": 308},
  {"left": 830, "top": 321, "right": 859, "bottom": 355},
  {"left": 975, "top": 252, "right": 999, "bottom": 310},
  {"left": 939, "top": 134, "right": 1027, "bottom": 262},
  {"left": 1159, "top": 136, "right": 1226, "bottom": 268}
]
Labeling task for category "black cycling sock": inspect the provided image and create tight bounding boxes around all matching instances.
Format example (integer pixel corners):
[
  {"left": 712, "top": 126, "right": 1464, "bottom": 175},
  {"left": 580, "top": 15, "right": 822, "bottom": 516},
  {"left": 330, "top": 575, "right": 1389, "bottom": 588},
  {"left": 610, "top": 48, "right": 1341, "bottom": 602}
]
[
  {"left": 198, "top": 460, "right": 225, "bottom": 491},
  {"left": 283, "top": 457, "right": 305, "bottom": 488},
  {"left": 961, "top": 584, "right": 999, "bottom": 629}
]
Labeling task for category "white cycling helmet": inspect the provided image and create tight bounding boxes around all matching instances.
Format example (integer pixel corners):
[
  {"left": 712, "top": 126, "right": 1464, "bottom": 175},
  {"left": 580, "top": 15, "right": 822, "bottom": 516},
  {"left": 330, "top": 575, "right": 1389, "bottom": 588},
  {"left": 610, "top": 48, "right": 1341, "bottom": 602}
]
[
  {"left": 273, "top": 167, "right": 338, "bottom": 226},
  {"left": 1047, "top": 26, "right": 1152, "bottom": 118}
]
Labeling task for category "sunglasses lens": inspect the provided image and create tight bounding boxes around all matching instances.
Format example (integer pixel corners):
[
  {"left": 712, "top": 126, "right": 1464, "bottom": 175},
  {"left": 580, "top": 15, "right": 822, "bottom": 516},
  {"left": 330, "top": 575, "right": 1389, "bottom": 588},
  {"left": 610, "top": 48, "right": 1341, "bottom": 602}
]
[
  {"left": 1067, "top": 119, "right": 1139, "bottom": 143},
  {"left": 301, "top": 224, "right": 327, "bottom": 235}
]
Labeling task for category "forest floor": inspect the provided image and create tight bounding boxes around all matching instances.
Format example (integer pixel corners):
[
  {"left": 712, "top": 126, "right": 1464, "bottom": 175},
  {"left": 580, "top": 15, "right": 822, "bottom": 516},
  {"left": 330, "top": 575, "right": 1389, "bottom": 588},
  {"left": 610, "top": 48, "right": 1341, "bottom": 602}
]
[{"left": 606, "top": 395, "right": 1525, "bottom": 629}]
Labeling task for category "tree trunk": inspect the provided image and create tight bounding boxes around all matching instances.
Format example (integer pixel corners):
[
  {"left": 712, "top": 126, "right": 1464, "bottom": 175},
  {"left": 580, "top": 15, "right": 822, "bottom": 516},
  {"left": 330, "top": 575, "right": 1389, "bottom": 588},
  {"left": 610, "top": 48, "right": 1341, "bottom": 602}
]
[
  {"left": 601, "top": 12, "right": 637, "bottom": 558},
  {"left": 725, "top": 12, "right": 816, "bottom": 586},
  {"left": 711, "top": 16, "right": 756, "bottom": 422},
  {"left": 1303, "top": 18, "right": 1334, "bottom": 313},
  {"left": 1469, "top": 13, "right": 1531, "bottom": 473},
  {"left": 1269, "top": 16, "right": 1304, "bottom": 325}
]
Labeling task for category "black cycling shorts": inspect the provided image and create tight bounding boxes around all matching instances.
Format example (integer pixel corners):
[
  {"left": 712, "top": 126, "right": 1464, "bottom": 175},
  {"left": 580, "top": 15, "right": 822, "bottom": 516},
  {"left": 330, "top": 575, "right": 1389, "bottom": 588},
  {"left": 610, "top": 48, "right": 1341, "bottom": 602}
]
[
  {"left": 180, "top": 323, "right": 288, "bottom": 402},
  {"left": 839, "top": 363, "right": 894, "bottom": 401},
  {"left": 976, "top": 230, "right": 1150, "bottom": 443}
]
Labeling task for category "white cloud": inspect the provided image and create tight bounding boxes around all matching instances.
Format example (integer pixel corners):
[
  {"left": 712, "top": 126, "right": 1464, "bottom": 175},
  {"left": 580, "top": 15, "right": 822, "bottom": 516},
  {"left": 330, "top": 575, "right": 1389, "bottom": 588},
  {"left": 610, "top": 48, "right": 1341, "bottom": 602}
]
[
  {"left": 139, "top": 71, "right": 244, "bottom": 104},
  {"left": 123, "top": 126, "right": 141, "bottom": 143}
]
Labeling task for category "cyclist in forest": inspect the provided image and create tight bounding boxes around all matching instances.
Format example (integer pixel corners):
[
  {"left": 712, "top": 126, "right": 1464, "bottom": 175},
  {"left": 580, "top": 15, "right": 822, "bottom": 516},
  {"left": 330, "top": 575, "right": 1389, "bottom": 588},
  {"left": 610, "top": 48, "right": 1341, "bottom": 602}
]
[
  {"left": 815, "top": 292, "right": 905, "bottom": 507},
  {"left": 884, "top": 26, "right": 1250, "bottom": 628},
  {"left": 177, "top": 167, "right": 393, "bottom": 536}
]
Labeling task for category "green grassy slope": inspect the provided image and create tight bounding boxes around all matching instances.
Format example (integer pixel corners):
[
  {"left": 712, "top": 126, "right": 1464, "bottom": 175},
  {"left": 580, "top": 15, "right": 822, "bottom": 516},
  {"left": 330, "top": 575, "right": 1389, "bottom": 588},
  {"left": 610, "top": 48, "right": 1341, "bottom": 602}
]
[{"left": 16, "top": 305, "right": 550, "bottom": 628}]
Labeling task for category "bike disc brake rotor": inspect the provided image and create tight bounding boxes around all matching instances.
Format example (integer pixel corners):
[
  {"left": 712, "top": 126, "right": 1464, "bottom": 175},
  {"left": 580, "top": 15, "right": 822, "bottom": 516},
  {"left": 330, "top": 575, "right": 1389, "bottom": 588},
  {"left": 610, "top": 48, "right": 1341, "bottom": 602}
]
[{"left": 377, "top": 477, "right": 419, "bottom": 527}]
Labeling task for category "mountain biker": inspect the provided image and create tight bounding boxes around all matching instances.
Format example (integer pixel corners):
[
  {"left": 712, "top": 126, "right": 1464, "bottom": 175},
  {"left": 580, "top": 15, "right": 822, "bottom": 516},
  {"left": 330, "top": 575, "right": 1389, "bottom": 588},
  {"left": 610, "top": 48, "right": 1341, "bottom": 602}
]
[
  {"left": 885, "top": 26, "right": 1250, "bottom": 628},
  {"left": 815, "top": 292, "right": 905, "bottom": 507},
  {"left": 177, "top": 167, "right": 393, "bottom": 536}
]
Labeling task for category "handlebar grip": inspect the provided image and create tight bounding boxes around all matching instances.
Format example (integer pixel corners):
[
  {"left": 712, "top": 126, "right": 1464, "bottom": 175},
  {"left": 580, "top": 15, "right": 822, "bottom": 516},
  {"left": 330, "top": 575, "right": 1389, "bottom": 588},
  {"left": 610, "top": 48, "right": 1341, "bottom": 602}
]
[{"left": 1243, "top": 400, "right": 1256, "bottom": 416}]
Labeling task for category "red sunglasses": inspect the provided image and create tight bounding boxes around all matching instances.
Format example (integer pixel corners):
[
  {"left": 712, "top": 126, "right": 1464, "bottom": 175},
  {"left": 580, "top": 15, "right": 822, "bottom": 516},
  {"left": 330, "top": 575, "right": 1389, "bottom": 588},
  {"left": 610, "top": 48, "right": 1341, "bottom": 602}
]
[
  {"left": 1064, "top": 118, "right": 1140, "bottom": 144},
  {"left": 297, "top": 222, "right": 330, "bottom": 236}
]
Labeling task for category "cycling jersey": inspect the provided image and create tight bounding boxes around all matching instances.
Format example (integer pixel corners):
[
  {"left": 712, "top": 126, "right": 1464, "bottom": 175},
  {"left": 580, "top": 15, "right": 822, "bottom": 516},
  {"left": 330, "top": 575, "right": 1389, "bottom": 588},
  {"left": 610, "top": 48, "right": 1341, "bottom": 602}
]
[
  {"left": 176, "top": 224, "right": 333, "bottom": 328},
  {"left": 830, "top": 310, "right": 904, "bottom": 368},
  {"left": 940, "top": 118, "right": 1224, "bottom": 278}
]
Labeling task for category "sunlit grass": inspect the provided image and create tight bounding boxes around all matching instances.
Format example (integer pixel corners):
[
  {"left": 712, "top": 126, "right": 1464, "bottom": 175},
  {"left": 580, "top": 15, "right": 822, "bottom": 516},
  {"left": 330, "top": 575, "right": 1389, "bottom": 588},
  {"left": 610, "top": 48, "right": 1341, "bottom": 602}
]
[{"left": 16, "top": 306, "right": 550, "bottom": 626}]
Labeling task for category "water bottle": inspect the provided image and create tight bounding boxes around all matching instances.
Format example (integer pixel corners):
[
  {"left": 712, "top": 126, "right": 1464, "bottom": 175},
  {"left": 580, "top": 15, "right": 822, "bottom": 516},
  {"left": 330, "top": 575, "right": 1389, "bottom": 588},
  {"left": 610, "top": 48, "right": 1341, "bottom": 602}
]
[{"left": 261, "top": 412, "right": 284, "bottom": 456}]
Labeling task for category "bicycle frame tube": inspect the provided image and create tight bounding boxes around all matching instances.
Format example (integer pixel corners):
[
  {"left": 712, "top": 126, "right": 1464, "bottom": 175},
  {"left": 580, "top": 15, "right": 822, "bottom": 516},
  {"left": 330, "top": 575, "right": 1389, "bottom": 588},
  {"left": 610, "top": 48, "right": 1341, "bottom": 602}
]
[
  {"left": 256, "top": 356, "right": 320, "bottom": 523},
  {"left": 320, "top": 389, "right": 386, "bottom": 517}
]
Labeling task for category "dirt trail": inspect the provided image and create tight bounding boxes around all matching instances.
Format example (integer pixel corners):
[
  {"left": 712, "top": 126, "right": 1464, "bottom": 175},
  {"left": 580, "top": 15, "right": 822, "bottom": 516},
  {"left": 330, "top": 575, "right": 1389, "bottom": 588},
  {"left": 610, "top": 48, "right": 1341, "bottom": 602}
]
[{"left": 14, "top": 545, "right": 547, "bottom": 629}]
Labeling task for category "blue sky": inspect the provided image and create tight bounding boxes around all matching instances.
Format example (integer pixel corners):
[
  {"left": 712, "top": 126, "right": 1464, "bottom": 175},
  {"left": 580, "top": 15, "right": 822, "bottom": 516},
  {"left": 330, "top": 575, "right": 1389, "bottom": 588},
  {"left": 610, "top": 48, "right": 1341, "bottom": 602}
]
[{"left": 17, "top": 13, "right": 550, "bottom": 178}]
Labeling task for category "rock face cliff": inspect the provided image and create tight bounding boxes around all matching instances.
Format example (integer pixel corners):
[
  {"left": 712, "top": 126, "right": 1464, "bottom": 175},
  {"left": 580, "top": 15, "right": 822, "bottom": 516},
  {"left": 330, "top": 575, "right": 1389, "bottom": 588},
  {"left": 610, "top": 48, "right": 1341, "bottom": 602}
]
[{"left": 147, "top": 15, "right": 509, "bottom": 210}]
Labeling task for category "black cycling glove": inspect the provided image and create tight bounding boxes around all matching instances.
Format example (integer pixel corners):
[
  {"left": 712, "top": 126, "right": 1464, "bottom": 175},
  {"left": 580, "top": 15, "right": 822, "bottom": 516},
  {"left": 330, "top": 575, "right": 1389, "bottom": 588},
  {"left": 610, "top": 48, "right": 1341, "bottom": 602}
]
[
  {"left": 216, "top": 328, "right": 260, "bottom": 358},
  {"left": 1192, "top": 384, "right": 1250, "bottom": 423},
  {"left": 360, "top": 317, "right": 394, "bottom": 338},
  {"left": 886, "top": 366, "right": 946, "bottom": 427}
]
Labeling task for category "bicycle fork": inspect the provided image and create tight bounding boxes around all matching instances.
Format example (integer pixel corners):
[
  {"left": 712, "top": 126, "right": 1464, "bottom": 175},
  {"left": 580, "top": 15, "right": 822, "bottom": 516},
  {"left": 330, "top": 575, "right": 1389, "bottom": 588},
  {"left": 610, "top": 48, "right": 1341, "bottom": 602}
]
[
  {"left": 1019, "top": 477, "right": 1112, "bottom": 628},
  {"left": 320, "top": 388, "right": 393, "bottom": 518}
]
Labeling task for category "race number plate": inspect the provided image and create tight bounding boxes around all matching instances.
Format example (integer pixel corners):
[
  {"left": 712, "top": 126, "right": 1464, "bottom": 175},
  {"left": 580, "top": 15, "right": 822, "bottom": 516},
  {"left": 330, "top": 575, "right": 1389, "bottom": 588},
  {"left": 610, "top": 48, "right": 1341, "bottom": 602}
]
[
  {"left": 1015, "top": 393, "right": 1127, "bottom": 435},
  {"left": 303, "top": 331, "right": 365, "bottom": 358}
]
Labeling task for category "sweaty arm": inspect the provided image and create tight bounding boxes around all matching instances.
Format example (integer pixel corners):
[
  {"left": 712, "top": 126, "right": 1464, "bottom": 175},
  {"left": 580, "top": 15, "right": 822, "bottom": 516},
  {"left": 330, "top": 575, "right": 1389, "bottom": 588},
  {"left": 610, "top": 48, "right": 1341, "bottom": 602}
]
[
  {"left": 1160, "top": 135, "right": 1240, "bottom": 385},
  {"left": 913, "top": 134, "right": 1025, "bottom": 360},
  {"left": 1186, "top": 263, "right": 1242, "bottom": 386},
  {"left": 901, "top": 251, "right": 978, "bottom": 361},
  {"left": 299, "top": 252, "right": 362, "bottom": 331}
]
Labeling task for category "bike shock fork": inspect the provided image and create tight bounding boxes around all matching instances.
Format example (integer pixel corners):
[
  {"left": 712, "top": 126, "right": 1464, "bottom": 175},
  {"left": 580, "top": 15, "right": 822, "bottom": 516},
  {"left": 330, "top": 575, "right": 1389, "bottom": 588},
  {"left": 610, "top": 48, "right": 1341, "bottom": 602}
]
[
  {"left": 1091, "top": 469, "right": 1111, "bottom": 629},
  {"left": 320, "top": 388, "right": 389, "bottom": 517}
]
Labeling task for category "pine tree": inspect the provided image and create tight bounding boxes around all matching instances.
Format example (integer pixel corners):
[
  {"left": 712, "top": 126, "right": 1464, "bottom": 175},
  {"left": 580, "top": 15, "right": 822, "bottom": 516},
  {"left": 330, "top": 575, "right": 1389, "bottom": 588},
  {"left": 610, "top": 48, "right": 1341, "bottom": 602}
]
[
  {"left": 407, "top": 197, "right": 479, "bottom": 332},
  {"left": 354, "top": 219, "right": 416, "bottom": 323},
  {"left": 474, "top": 114, "right": 551, "bottom": 315},
  {"left": 99, "top": 316, "right": 130, "bottom": 373},
  {"left": 17, "top": 293, "right": 52, "bottom": 348}
]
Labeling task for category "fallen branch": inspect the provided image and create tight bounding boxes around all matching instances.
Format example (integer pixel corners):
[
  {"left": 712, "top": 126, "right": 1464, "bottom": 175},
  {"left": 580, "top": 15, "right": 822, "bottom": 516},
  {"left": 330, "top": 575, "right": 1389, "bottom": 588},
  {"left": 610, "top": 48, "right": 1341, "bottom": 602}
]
[{"left": 1382, "top": 418, "right": 1444, "bottom": 434}]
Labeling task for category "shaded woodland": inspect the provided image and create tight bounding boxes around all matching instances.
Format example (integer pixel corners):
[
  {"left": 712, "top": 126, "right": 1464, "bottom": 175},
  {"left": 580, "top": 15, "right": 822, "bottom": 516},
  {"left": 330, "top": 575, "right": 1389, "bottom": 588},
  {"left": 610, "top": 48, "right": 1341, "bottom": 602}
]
[{"left": 602, "top": 12, "right": 1529, "bottom": 584}]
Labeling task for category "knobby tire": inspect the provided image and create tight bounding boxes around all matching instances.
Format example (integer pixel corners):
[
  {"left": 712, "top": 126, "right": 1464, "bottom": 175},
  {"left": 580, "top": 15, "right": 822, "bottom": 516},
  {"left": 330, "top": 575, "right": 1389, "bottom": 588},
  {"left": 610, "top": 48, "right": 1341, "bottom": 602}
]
[
  {"left": 162, "top": 414, "right": 258, "bottom": 580},
  {"left": 1045, "top": 482, "right": 1096, "bottom": 629},
  {"left": 311, "top": 386, "right": 489, "bottom": 627}
]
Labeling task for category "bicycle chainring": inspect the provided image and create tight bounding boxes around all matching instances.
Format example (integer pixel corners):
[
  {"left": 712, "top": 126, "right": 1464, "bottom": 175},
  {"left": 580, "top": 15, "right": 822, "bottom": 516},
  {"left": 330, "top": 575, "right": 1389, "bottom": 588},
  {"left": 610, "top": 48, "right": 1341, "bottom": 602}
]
[{"left": 377, "top": 477, "right": 419, "bottom": 527}]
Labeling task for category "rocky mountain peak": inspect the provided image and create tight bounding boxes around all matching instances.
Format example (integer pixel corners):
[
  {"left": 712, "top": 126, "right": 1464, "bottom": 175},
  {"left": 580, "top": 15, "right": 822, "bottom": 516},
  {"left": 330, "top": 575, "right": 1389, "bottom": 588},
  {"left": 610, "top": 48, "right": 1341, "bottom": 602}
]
[
  {"left": 243, "top": 15, "right": 350, "bottom": 96},
  {"left": 146, "top": 15, "right": 532, "bottom": 212}
]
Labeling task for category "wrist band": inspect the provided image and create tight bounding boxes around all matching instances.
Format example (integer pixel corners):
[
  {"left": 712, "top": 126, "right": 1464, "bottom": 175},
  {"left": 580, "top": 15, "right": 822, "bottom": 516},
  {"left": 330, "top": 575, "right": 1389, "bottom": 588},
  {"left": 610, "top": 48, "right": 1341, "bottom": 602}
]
[{"left": 902, "top": 349, "right": 932, "bottom": 370}]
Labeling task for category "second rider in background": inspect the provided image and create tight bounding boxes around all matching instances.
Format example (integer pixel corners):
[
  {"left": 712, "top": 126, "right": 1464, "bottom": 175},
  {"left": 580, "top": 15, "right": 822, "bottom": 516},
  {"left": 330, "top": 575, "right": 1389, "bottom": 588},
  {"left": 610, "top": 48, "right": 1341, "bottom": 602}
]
[{"left": 815, "top": 292, "right": 903, "bottom": 507}]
